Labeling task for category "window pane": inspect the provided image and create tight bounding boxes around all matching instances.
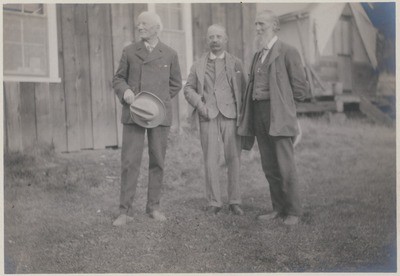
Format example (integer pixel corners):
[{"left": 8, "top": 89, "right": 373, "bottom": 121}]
[
  {"left": 4, "top": 43, "right": 23, "bottom": 73},
  {"left": 3, "top": 4, "right": 49, "bottom": 77},
  {"left": 24, "top": 16, "right": 47, "bottom": 43},
  {"left": 4, "top": 4, "right": 23, "bottom": 12},
  {"left": 4, "top": 14, "right": 22, "bottom": 42},
  {"left": 24, "top": 44, "right": 47, "bottom": 75}
]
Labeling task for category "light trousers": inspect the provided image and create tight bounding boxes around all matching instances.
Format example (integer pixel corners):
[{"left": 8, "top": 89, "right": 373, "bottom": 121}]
[{"left": 199, "top": 113, "right": 242, "bottom": 207}]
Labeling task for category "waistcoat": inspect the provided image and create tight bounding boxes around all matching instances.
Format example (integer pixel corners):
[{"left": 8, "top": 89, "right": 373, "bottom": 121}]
[{"left": 204, "top": 58, "right": 236, "bottom": 119}]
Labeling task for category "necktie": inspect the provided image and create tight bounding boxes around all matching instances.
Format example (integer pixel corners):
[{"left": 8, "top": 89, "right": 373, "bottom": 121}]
[
  {"left": 146, "top": 44, "right": 154, "bottom": 53},
  {"left": 261, "top": 47, "right": 269, "bottom": 63}
]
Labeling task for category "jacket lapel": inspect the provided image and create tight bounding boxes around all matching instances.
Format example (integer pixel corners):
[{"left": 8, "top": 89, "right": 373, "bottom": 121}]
[
  {"left": 265, "top": 39, "right": 282, "bottom": 69},
  {"left": 134, "top": 41, "right": 148, "bottom": 61},
  {"left": 196, "top": 53, "right": 208, "bottom": 90},
  {"left": 144, "top": 42, "right": 164, "bottom": 63},
  {"left": 225, "top": 53, "right": 235, "bottom": 83},
  {"left": 250, "top": 51, "right": 262, "bottom": 81}
]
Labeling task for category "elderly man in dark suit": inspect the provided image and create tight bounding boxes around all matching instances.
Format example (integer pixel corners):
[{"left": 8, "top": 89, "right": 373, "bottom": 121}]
[
  {"left": 112, "top": 11, "right": 182, "bottom": 226},
  {"left": 184, "top": 24, "right": 247, "bottom": 215},
  {"left": 238, "top": 10, "right": 309, "bottom": 225}
]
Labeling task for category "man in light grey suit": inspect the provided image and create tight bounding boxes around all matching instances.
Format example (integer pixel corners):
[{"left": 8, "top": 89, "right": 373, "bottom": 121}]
[{"left": 184, "top": 24, "right": 247, "bottom": 215}]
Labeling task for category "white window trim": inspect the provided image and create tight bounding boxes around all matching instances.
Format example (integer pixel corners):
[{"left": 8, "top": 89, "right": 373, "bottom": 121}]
[
  {"left": 148, "top": 3, "right": 193, "bottom": 79},
  {"left": 3, "top": 4, "right": 61, "bottom": 83}
]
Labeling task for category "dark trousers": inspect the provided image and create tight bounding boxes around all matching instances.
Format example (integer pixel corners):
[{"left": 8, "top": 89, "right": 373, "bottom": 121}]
[
  {"left": 120, "top": 123, "right": 170, "bottom": 214},
  {"left": 253, "top": 100, "right": 302, "bottom": 216}
]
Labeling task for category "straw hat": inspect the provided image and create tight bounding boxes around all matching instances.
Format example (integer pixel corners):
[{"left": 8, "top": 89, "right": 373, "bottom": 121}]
[{"left": 129, "top": 91, "right": 166, "bottom": 128}]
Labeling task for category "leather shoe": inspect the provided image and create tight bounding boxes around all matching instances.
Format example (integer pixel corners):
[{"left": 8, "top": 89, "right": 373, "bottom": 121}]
[
  {"left": 229, "top": 204, "right": 244, "bottom": 216},
  {"left": 283, "top": 215, "right": 299, "bottom": 225},
  {"left": 148, "top": 210, "right": 167, "bottom": 221},
  {"left": 113, "top": 214, "right": 133, "bottom": 226},
  {"left": 205, "top": 206, "right": 221, "bottom": 215},
  {"left": 257, "top": 211, "right": 280, "bottom": 221}
]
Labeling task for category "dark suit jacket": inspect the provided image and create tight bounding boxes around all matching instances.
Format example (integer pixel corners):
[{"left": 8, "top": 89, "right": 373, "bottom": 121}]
[
  {"left": 184, "top": 51, "right": 247, "bottom": 127},
  {"left": 113, "top": 40, "right": 182, "bottom": 126},
  {"left": 238, "top": 39, "right": 309, "bottom": 149}
]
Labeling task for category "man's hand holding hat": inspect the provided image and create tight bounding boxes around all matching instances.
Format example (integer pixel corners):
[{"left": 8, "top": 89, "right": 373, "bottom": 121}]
[{"left": 123, "top": 89, "right": 136, "bottom": 105}]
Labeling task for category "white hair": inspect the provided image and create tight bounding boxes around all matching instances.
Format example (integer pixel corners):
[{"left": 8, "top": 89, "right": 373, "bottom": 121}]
[
  {"left": 257, "top": 9, "right": 280, "bottom": 32},
  {"left": 138, "top": 11, "right": 164, "bottom": 34}
]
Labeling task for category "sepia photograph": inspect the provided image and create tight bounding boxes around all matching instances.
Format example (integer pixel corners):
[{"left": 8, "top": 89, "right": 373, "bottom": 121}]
[{"left": 2, "top": 1, "right": 397, "bottom": 274}]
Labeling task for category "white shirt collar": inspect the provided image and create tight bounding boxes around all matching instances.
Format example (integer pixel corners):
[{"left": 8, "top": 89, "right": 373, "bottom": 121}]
[
  {"left": 144, "top": 39, "right": 159, "bottom": 49},
  {"left": 264, "top": 35, "right": 278, "bottom": 50},
  {"left": 209, "top": 51, "right": 225, "bottom": 60}
]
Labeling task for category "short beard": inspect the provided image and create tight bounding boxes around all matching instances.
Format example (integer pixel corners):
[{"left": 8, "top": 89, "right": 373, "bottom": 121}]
[{"left": 254, "top": 35, "right": 268, "bottom": 52}]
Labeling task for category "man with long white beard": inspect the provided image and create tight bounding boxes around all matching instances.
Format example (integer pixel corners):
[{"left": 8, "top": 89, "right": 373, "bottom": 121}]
[{"left": 238, "top": 10, "right": 309, "bottom": 225}]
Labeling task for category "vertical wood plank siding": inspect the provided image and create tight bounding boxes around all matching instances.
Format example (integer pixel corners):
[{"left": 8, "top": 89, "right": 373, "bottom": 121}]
[
  {"left": 226, "top": 3, "right": 244, "bottom": 62},
  {"left": 74, "top": 4, "right": 93, "bottom": 149},
  {"left": 242, "top": 4, "right": 257, "bottom": 72},
  {"left": 4, "top": 83, "right": 23, "bottom": 152},
  {"left": 110, "top": 4, "right": 135, "bottom": 148},
  {"left": 87, "top": 4, "right": 117, "bottom": 149},
  {"left": 61, "top": 4, "right": 84, "bottom": 151},
  {"left": 19, "top": 83, "right": 37, "bottom": 150},
  {"left": 210, "top": 3, "right": 226, "bottom": 26},
  {"left": 35, "top": 83, "right": 52, "bottom": 145},
  {"left": 48, "top": 4, "right": 68, "bottom": 152},
  {"left": 4, "top": 3, "right": 257, "bottom": 153},
  {"left": 192, "top": 4, "right": 212, "bottom": 61},
  {"left": 192, "top": 3, "right": 256, "bottom": 71}
]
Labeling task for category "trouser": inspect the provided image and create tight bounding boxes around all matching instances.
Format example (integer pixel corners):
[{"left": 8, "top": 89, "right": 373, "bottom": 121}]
[
  {"left": 119, "top": 123, "right": 170, "bottom": 214},
  {"left": 253, "top": 100, "right": 302, "bottom": 216},
  {"left": 199, "top": 113, "right": 242, "bottom": 207}
]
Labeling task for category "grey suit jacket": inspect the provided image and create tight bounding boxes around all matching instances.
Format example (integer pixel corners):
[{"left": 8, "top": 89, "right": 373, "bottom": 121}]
[
  {"left": 238, "top": 39, "right": 309, "bottom": 144},
  {"left": 184, "top": 51, "right": 247, "bottom": 126}
]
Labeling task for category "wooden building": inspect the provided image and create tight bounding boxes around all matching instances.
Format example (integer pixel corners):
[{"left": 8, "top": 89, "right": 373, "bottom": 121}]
[
  {"left": 3, "top": 3, "right": 257, "bottom": 153},
  {"left": 4, "top": 3, "right": 392, "bottom": 153}
]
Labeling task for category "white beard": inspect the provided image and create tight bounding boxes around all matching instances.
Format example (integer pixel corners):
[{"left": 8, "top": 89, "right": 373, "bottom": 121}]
[{"left": 254, "top": 35, "right": 268, "bottom": 52}]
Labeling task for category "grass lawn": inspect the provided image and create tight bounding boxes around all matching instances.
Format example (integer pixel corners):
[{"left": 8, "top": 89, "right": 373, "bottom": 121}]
[{"left": 4, "top": 115, "right": 397, "bottom": 273}]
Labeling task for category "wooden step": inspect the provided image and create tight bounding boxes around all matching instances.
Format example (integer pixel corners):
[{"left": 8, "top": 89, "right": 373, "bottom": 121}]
[
  {"left": 359, "top": 96, "right": 394, "bottom": 127},
  {"left": 296, "top": 101, "right": 337, "bottom": 113}
]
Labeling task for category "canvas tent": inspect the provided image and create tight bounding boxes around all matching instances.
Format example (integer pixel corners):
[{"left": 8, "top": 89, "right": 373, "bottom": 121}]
[
  {"left": 257, "top": 3, "right": 379, "bottom": 97},
  {"left": 311, "top": 3, "right": 377, "bottom": 68}
]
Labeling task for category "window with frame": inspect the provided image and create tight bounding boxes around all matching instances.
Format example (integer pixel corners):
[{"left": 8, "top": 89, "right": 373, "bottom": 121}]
[{"left": 3, "top": 4, "right": 60, "bottom": 82}]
